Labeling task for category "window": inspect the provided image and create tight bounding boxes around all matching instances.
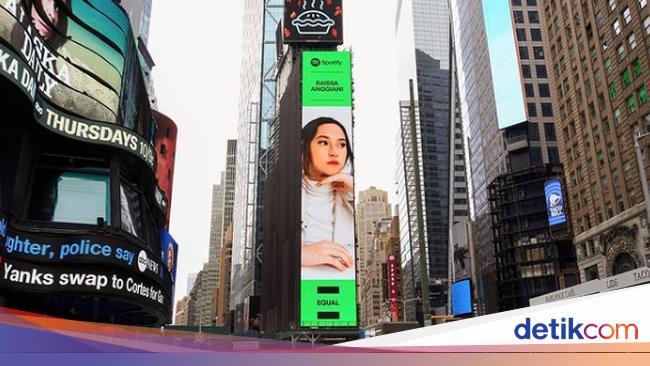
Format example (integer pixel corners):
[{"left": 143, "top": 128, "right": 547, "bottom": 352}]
[
  {"left": 522, "top": 65, "right": 532, "bottom": 78},
  {"left": 528, "top": 11, "right": 540, "bottom": 23},
  {"left": 533, "top": 46, "right": 545, "bottom": 59},
  {"left": 623, "top": 7, "right": 632, "bottom": 24},
  {"left": 609, "top": 82, "right": 618, "bottom": 99},
  {"left": 605, "top": 58, "right": 613, "bottom": 74},
  {"left": 548, "top": 147, "right": 560, "bottom": 164},
  {"left": 585, "top": 265, "right": 599, "bottom": 281},
  {"left": 526, "top": 0, "right": 536, "bottom": 5},
  {"left": 609, "top": 0, "right": 617, "bottom": 11},
  {"left": 28, "top": 154, "right": 111, "bottom": 225},
  {"left": 622, "top": 69, "right": 633, "bottom": 87},
  {"left": 641, "top": 0, "right": 648, "bottom": 9},
  {"left": 512, "top": 0, "right": 522, "bottom": 5},
  {"left": 615, "top": 108, "right": 622, "bottom": 124},
  {"left": 525, "top": 83, "right": 535, "bottom": 97},
  {"left": 628, "top": 33, "right": 637, "bottom": 50},
  {"left": 628, "top": 94, "right": 637, "bottom": 112},
  {"left": 536, "top": 65, "right": 547, "bottom": 78},
  {"left": 613, "top": 20, "right": 622, "bottom": 35},
  {"left": 645, "top": 17, "right": 650, "bottom": 35},
  {"left": 531, "top": 29, "right": 542, "bottom": 41},
  {"left": 519, "top": 46, "right": 529, "bottom": 59},
  {"left": 528, "top": 102, "right": 537, "bottom": 117},
  {"left": 541, "top": 103, "right": 554, "bottom": 117},
  {"left": 639, "top": 85, "right": 648, "bottom": 105},
  {"left": 617, "top": 44, "right": 626, "bottom": 61},
  {"left": 514, "top": 11, "right": 524, "bottom": 23},
  {"left": 544, "top": 123, "right": 557, "bottom": 141},
  {"left": 516, "top": 28, "right": 526, "bottom": 41},
  {"left": 633, "top": 58, "right": 643, "bottom": 77},
  {"left": 539, "top": 83, "right": 551, "bottom": 97}
]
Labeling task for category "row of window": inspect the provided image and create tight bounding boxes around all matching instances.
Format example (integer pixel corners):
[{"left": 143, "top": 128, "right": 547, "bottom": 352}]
[{"left": 514, "top": 10, "right": 540, "bottom": 24}]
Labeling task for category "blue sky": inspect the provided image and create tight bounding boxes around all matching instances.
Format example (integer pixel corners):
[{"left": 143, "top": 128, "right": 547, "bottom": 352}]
[{"left": 483, "top": 0, "right": 526, "bottom": 129}]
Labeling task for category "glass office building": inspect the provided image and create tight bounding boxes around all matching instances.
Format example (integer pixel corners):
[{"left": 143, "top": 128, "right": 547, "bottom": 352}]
[
  {"left": 231, "top": 0, "right": 283, "bottom": 326},
  {"left": 395, "top": 0, "right": 469, "bottom": 323}
]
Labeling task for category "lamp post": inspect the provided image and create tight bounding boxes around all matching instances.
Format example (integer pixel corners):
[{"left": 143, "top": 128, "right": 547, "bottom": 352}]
[{"left": 634, "top": 132, "right": 650, "bottom": 224}]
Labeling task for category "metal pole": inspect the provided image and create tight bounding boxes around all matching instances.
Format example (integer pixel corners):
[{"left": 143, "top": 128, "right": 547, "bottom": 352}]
[
  {"left": 634, "top": 132, "right": 650, "bottom": 224},
  {"left": 408, "top": 79, "right": 431, "bottom": 326}
]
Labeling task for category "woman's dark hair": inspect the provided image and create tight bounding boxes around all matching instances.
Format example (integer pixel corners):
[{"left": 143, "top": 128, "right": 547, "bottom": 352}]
[{"left": 301, "top": 117, "right": 353, "bottom": 176}]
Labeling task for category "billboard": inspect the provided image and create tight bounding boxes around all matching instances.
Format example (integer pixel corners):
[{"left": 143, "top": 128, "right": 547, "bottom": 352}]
[
  {"left": 452, "top": 221, "right": 471, "bottom": 281},
  {"left": 0, "top": 212, "right": 172, "bottom": 315},
  {"left": 284, "top": 0, "right": 343, "bottom": 45},
  {"left": 300, "top": 51, "right": 356, "bottom": 328},
  {"left": 160, "top": 229, "right": 178, "bottom": 285},
  {"left": 451, "top": 279, "right": 472, "bottom": 316},
  {"left": 544, "top": 179, "right": 567, "bottom": 226},
  {"left": 0, "top": 0, "right": 155, "bottom": 169}
]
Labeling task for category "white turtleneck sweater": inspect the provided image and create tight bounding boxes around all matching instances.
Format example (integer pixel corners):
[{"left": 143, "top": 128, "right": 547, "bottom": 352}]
[{"left": 301, "top": 178, "right": 355, "bottom": 280}]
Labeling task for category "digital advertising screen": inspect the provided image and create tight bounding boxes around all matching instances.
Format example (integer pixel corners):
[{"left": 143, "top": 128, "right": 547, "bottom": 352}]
[
  {"left": 300, "top": 50, "right": 356, "bottom": 328},
  {"left": 0, "top": 0, "right": 155, "bottom": 169},
  {"left": 451, "top": 279, "right": 472, "bottom": 317},
  {"left": 544, "top": 179, "right": 567, "bottom": 227},
  {"left": 284, "top": 0, "right": 343, "bottom": 45}
]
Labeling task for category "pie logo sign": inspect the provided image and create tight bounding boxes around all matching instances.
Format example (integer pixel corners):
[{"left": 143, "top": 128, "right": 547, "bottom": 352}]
[{"left": 284, "top": 0, "right": 343, "bottom": 44}]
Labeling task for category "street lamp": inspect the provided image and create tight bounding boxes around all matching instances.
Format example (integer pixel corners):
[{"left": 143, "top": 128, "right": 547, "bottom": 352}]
[{"left": 634, "top": 132, "right": 650, "bottom": 224}]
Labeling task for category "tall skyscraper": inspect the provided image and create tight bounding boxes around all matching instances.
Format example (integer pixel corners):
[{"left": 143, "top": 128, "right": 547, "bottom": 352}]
[
  {"left": 356, "top": 187, "right": 392, "bottom": 326},
  {"left": 209, "top": 181, "right": 225, "bottom": 263},
  {"left": 451, "top": 0, "right": 508, "bottom": 315},
  {"left": 541, "top": 0, "right": 650, "bottom": 280},
  {"left": 188, "top": 140, "right": 236, "bottom": 326},
  {"left": 231, "top": 0, "right": 283, "bottom": 321},
  {"left": 395, "top": 0, "right": 470, "bottom": 324}
]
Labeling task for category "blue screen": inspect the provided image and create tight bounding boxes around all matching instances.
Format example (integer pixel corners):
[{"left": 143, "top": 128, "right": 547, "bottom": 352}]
[
  {"left": 451, "top": 280, "right": 472, "bottom": 316},
  {"left": 544, "top": 179, "right": 567, "bottom": 226}
]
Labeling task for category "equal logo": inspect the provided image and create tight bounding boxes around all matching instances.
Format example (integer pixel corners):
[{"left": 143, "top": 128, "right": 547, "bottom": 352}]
[{"left": 515, "top": 318, "right": 639, "bottom": 341}]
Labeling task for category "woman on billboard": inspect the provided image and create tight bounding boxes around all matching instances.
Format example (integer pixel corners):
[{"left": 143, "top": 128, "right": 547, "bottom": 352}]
[{"left": 301, "top": 117, "right": 355, "bottom": 273}]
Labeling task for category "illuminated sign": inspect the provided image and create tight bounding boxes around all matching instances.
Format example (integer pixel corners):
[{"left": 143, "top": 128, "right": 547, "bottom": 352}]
[
  {"left": 451, "top": 279, "right": 472, "bottom": 316},
  {"left": 388, "top": 255, "right": 399, "bottom": 322},
  {"left": 544, "top": 179, "right": 567, "bottom": 226},
  {"left": 0, "top": 0, "right": 156, "bottom": 170},
  {"left": 0, "top": 212, "right": 172, "bottom": 312},
  {"left": 284, "top": 0, "right": 343, "bottom": 44},
  {"left": 300, "top": 51, "right": 356, "bottom": 328}
]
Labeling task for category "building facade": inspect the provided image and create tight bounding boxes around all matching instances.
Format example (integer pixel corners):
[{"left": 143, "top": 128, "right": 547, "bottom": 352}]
[
  {"left": 231, "top": 0, "right": 283, "bottom": 321},
  {"left": 356, "top": 187, "right": 392, "bottom": 326},
  {"left": 174, "top": 296, "right": 191, "bottom": 325},
  {"left": 541, "top": 0, "right": 650, "bottom": 281},
  {"left": 451, "top": 0, "right": 508, "bottom": 315},
  {"left": 395, "top": 0, "right": 470, "bottom": 323},
  {"left": 489, "top": 122, "right": 579, "bottom": 311}
]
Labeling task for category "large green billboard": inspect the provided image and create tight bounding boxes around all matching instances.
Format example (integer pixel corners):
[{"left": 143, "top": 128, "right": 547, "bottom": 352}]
[{"left": 300, "top": 50, "right": 357, "bottom": 328}]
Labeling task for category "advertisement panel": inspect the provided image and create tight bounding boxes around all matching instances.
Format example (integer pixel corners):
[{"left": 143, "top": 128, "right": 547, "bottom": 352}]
[
  {"left": 0, "top": 211, "right": 172, "bottom": 313},
  {"left": 300, "top": 50, "right": 356, "bottom": 328},
  {"left": 452, "top": 221, "right": 470, "bottom": 281},
  {"left": 451, "top": 279, "right": 472, "bottom": 316},
  {"left": 544, "top": 179, "right": 567, "bottom": 227},
  {"left": 284, "top": 0, "right": 343, "bottom": 45},
  {"left": 0, "top": 0, "right": 155, "bottom": 169},
  {"left": 387, "top": 255, "right": 399, "bottom": 322},
  {"left": 160, "top": 229, "right": 178, "bottom": 285}
]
